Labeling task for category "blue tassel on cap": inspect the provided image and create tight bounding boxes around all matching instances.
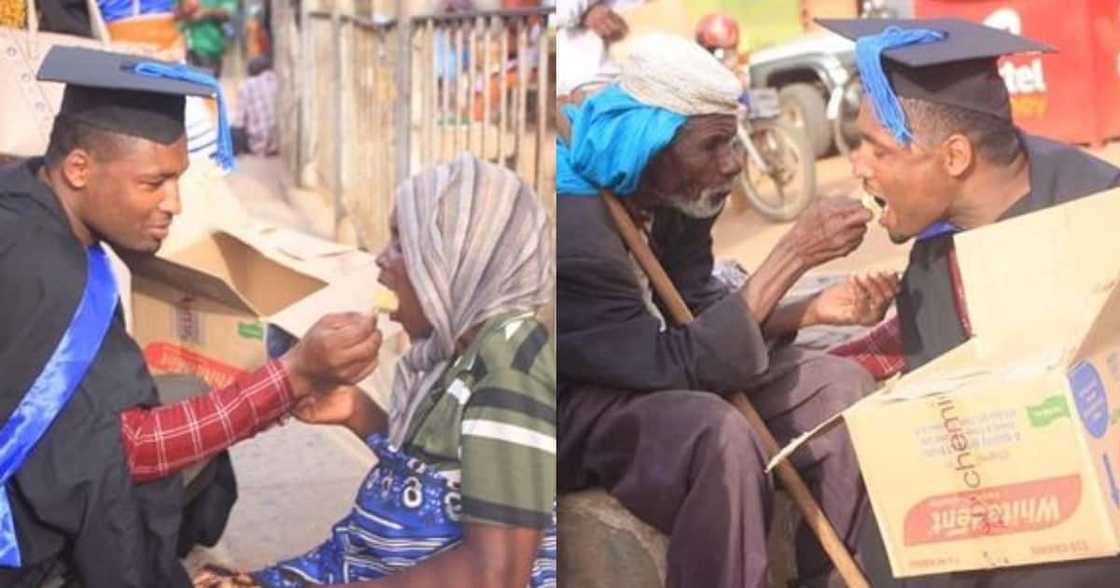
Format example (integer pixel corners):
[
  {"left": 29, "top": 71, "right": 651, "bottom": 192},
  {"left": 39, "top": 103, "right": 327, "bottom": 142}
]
[
  {"left": 855, "top": 26, "right": 946, "bottom": 146},
  {"left": 131, "top": 62, "right": 236, "bottom": 171}
]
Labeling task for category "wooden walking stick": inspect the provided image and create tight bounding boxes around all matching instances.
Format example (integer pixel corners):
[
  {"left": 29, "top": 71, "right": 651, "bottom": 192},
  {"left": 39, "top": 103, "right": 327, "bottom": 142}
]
[{"left": 557, "top": 111, "right": 869, "bottom": 588}]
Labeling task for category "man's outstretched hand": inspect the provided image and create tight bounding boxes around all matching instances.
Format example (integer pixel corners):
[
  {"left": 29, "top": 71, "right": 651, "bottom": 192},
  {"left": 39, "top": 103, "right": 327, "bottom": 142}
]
[
  {"left": 280, "top": 312, "right": 382, "bottom": 399},
  {"left": 809, "top": 272, "right": 901, "bottom": 327},
  {"left": 192, "top": 565, "right": 258, "bottom": 588}
]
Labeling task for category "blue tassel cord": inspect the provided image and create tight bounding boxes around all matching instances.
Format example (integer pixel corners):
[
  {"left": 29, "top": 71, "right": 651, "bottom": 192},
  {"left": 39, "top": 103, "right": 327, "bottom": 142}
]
[
  {"left": 855, "top": 26, "right": 946, "bottom": 146},
  {"left": 132, "top": 62, "right": 236, "bottom": 171}
]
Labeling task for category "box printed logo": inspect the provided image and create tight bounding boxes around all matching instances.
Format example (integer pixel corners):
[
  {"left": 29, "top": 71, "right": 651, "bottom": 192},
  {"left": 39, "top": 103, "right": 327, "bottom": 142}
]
[
  {"left": 903, "top": 475, "right": 1082, "bottom": 545},
  {"left": 1069, "top": 361, "right": 1109, "bottom": 438},
  {"left": 173, "top": 304, "right": 204, "bottom": 345},
  {"left": 1026, "top": 395, "right": 1071, "bottom": 428},
  {"left": 983, "top": 8, "right": 1048, "bottom": 118}
]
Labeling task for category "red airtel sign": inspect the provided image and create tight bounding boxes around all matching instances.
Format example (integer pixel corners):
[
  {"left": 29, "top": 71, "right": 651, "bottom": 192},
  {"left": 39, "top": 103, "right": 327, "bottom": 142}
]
[{"left": 916, "top": 0, "right": 1120, "bottom": 145}]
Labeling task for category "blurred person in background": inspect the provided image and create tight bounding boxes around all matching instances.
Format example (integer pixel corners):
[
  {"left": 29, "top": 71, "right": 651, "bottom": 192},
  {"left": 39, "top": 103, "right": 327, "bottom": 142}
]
[
  {"left": 695, "top": 12, "right": 749, "bottom": 90},
  {"left": 556, "top": 0, "right": 640, "bottom": 98},
  {"left": 232, "top": 55, "right": 278, "bottom": 157},
  {"left": 177, "top": 0, "right": 237, "bottom": 76}
]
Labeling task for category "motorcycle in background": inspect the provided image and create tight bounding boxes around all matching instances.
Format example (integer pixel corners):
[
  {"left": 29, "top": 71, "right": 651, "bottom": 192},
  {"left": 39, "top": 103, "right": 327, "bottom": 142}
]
[
  {"left": 697, "top": 13, "right": 817, "bottom": 222},
  {"left": 829, "top": 70, "right": 863, "bottom": 159},
  {"left": 737, "top": 88, "right": 817, "bottom": 222},
  {"left": 828, "top": 0, "right": 896, "bottom": 158}
]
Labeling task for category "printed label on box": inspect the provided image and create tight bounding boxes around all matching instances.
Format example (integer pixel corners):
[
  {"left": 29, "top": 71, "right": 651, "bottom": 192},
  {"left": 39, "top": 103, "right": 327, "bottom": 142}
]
[
  {"left": 1027, "top": 395, "right": 1071, "bottom": 428},
  {"left": 903, "top": 475, "right": 1082, "bottom": 545},
  {"left": 238, "top": 321, "right": 264, "bottom": 340},
  {"left": 173, "top": 306, "right": 204, "bottom": 346},
  {"left": 1069, "top": 361, "right": 1109, "bottom": 438}
]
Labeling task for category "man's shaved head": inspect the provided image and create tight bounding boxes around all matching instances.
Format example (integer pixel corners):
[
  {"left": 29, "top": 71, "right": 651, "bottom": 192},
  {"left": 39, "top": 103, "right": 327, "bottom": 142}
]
[
  {"left": 901, "top": 97, "right": 1022, "bottom": 167},
  {"left": 45, "top": 117, "right": 142, "bottom": 167}
]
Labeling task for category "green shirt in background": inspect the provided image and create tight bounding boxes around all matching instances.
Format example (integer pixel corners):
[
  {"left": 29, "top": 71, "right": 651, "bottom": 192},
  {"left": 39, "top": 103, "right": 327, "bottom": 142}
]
[
  {"left": 182, "top": 0, "right": 237, "bottom": 59},
  {"left": 403, "top": 311, "right": 556, "bottom": 529}
]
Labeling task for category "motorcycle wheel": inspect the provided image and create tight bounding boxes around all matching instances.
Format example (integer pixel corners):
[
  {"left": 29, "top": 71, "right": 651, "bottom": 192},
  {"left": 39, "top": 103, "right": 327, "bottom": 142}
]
[
  {"left": 833, "top": 76, "right": 863, "bottom": 159},
  {"left": 738, "top": 119, "right": 817, "bottom": 222}
]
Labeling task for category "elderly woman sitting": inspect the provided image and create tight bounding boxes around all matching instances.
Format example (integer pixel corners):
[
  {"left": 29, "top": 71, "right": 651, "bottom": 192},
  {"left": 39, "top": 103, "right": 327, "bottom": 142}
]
[{"left": 195, "top": 153, "right": 555, "bottom": 588}]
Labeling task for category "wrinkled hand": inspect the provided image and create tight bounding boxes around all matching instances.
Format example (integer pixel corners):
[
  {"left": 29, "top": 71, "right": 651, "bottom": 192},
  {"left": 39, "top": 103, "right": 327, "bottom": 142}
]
[
  {"left": 583, "top": 4, "right": 628, "bottom": 41},
  {"left": 809, "top": 272, "right": 901, "bottom": 327},
  {"left": 192, "top": 566, "right": 258, "bottom": 588},
  {"left": 782, "top": 197, "right": 872, "bottom": 269},
  {"left": 280, "top": 312, "right": 381, "bottom": 398}
]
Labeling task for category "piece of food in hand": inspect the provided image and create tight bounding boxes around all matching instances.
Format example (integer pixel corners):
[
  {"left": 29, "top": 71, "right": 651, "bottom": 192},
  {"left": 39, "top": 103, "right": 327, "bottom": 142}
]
[
  {"left": 372, "top": 288, "right": 399, "bottom": 314},
  {"left": 858, "top": 189, "right": 883, "bottom": 223}
]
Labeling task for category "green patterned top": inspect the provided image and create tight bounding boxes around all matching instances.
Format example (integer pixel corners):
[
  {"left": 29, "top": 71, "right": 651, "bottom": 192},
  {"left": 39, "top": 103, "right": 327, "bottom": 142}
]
[{"left": 402, "top": 311, "right": 555, "bottom": 529}]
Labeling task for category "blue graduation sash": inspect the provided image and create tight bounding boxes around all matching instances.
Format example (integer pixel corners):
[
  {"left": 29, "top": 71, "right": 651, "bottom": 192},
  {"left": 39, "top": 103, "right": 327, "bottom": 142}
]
[
  {"left": 0, "top": 245, "right": 119, "bottom": 567},
  {"left": 916, "top": 219, "right": 960, "bottom": 242}
]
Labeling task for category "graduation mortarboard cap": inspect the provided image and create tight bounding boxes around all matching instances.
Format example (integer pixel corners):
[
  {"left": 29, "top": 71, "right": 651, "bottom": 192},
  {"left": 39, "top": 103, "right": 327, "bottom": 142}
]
[
  {"left": 818, "top": 18, "right": 1053, "bottom": 143},
  {"left": 37, "top": 46, "right": 235, "bottom": 170}
]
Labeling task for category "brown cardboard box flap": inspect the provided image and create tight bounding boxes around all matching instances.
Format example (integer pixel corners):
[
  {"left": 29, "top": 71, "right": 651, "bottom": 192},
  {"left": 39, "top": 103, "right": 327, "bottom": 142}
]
[
  {"left": 128, "top": 230, "right": 328, "bottom": 318},
  {"left": 777, "top": 187, "right": 1120, "bottom": 576},
  {"left": 1073, "top": 275, "right": 1120, "bottom": 364},
  {"left": 770, "top": 186, "right": 1120, "bottom": 528},
  {"left": 125, "top": 250, "right": 257, "bottom": 315},
  {"left": 954, "top": 187, "right": 1120, "bottom": 359}
]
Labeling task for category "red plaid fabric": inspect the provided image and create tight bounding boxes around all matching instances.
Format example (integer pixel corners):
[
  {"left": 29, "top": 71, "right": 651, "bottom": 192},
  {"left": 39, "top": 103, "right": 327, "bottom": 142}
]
[
  {"left": 830, "top": 315, "right": 906, "bottom": 380},
  {"left": 830, "top": 242, "right": 973, "bottom": 380},
  {"left": 120, "top": 360, "right": 295, "bottom": 483}
]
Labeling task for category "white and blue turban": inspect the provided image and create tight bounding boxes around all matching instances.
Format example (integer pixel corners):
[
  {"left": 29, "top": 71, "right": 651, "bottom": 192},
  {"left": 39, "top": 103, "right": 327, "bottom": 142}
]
[{"left": 557, "top": 34, "right": 742, "bottom": 197}]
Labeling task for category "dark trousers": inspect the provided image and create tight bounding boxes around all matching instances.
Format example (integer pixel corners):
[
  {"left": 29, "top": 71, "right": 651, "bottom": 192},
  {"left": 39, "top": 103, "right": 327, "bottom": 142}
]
[{"left": 559, "top": 347, "right": 872, "bottom": 588}]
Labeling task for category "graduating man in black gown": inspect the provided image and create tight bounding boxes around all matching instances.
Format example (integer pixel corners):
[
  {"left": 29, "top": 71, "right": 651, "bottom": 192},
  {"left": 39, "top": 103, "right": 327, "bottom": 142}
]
[
  {"left": 821, "top": 18, "right": 1120, "bottom": 586},
  {"left": 0, "top": 47, "right": 381, "bottom": 587}
]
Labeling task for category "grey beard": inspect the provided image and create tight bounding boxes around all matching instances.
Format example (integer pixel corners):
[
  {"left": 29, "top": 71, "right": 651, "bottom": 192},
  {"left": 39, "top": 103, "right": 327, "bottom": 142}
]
[{"left": 665, "top": 188, "right": 729, "bottom": 218}]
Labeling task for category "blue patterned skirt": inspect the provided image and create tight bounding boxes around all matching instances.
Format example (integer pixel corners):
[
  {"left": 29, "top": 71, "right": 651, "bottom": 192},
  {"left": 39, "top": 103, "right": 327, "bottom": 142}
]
[{"left": 251, "top": 434, "right": 556, "bottom": 587}]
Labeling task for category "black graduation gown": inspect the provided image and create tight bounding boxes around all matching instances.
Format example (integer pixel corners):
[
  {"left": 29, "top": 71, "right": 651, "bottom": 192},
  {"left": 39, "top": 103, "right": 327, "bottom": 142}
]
[
  {"left": 898, "top": 133, "right": 1120, "bottom": 373},
  {"left": 860, "top": 133, "right": 1120, "bottom": 587},
  {"left": 0, "top": 159, "right": 189, "bottom": 587}
]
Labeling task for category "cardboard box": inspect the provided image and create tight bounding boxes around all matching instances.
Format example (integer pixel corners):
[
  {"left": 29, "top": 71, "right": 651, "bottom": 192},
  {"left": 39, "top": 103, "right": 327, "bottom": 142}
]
[
  {"left": 789, "top": 188, "right": 1120, "bottom": 577},
  {"left": 126, "top": 225, "right": 404, "bottom": 391},
  {"left": 127, "top": 230, "right": 330, "bottom": 389}
]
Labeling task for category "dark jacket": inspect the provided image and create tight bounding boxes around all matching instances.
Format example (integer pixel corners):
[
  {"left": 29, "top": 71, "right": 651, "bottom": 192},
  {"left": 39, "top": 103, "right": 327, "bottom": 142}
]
[
  {"left": 899, "top": 133, "right": 1120, "bottom": 373},
  {"left": 557, "top": 196, "right": 769, "bottom": 395},
  {"left": 0, "top": 159, "right": 189, "bottom": 588},
  {"left": 867, "top": 133, "right": 1120, "bottom": 587}
]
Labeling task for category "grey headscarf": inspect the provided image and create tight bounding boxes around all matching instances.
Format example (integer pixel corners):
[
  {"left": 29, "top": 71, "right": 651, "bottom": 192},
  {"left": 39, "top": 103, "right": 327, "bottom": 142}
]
[{"left": 388, "top": 153, "right": 554, "bottom": 446}]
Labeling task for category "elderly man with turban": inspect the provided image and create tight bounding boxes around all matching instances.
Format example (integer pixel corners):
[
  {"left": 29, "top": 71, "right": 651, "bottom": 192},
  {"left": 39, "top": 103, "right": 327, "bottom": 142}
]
[{"left": 556, "top": 35, "right": 897, "bottom": 588}]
